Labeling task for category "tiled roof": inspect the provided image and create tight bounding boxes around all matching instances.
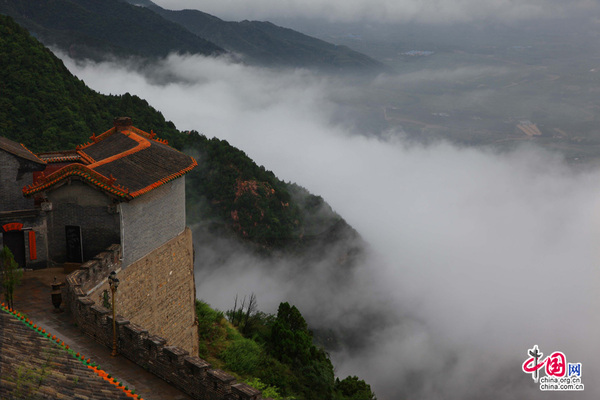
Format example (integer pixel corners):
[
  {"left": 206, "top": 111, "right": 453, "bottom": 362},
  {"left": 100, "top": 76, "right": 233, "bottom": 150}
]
[
  {"left": 0, "top": 306, "right": 136, "bottom": 399},
  {"left": 23, "top": 120, "right": 197, "bottom": 200},
  {"left": 83, "top": 130, "right": 139, "bottom": 161},
  {"left": 0, "top": 136, "right": 46, "bottom": 165}
]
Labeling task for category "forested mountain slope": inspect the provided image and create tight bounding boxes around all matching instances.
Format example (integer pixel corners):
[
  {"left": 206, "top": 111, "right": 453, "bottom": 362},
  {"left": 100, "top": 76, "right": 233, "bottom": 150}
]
[{"left": 0, "top": 0, "right": 224, "bottom": 60}]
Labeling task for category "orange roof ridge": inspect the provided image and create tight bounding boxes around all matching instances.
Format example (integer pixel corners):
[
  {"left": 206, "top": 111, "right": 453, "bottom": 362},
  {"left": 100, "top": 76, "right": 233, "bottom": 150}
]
[
  {"left": 87, "top": 131, "right": 150, "bottom": 169},
  {"left": 20, "top": 142, "right": 46, "bottom": 164},
  {"left": 76, "top": 150, "right": 96, "bottom": 165},
  {"left": 23, "top": 163, "right": 130, "bottom": 198},
  {"left": 129, "top": 126, "right": 169, "bottom": 145},
  {"left": 76, "top": 125, "right": 168, "bottom": 151}
]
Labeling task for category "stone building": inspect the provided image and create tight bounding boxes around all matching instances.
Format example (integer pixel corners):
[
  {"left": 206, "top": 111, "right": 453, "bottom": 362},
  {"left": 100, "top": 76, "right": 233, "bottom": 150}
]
[
  {"left": 1, "top": 119, "right": 265, "bottom": 398},
  {"left": 0, "top": 137, "right": 48, "bottom": 269},
  {"left": 2, "top": 117, "right": 199, "bottom": 353},
  {"left": 24, "top": 117, "right": 197, "bottom": 267}
]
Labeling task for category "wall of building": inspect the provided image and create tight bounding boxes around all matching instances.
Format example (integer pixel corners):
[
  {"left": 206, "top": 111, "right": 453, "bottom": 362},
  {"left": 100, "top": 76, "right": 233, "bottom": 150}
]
[
  {"left": 0, "top": 150, "right": 38, "bottom": 212},
  {"left": 64, "top": 242, "right": 264, "bottom": 400},
  {"left": 119, "top": 178, "right": 186, "bottom": 268},
  {"left": 91, "top": 228, "right": 198, "bottom": 355},
  {"left": 0, "top": 150, "right": 49, "bottom": 269},
  {"left": 46, "top": 180, "right": 120, "bottom": 263}
]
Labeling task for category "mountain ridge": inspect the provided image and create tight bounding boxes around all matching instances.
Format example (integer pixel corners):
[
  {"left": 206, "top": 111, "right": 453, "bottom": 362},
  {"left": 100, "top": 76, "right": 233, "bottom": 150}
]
[
  {"left": 122, "top": 0, "right": 386, "bottom": 72},
  {"left": 137, "top": 1, "right": 386, "bottom": 72}
]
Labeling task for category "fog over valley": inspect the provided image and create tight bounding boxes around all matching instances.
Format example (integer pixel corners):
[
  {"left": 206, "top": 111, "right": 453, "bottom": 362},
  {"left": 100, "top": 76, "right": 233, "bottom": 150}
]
[{"left": 55, "top": 7, "right": 600, "bottom": 398}]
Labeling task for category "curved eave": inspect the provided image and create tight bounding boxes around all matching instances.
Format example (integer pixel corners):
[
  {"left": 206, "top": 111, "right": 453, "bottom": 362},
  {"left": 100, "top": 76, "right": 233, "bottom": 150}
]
[{"left": 22, "top": 165, "right": 131, "bottom": 200}]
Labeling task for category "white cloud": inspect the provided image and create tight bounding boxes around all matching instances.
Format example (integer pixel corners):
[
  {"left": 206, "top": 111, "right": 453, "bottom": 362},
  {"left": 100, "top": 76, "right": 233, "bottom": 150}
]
[
  {"left": 60, "top": 53, "right": 600, "bottom": 399},
  {"left": 152, "top": 0, "right": 599, "bottom": 24}
]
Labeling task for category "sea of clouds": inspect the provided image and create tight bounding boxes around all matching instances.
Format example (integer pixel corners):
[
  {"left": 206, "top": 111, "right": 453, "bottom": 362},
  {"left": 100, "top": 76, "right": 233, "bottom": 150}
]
[{"left": 60, "top": 52, "right": 599, "bottom": 399}]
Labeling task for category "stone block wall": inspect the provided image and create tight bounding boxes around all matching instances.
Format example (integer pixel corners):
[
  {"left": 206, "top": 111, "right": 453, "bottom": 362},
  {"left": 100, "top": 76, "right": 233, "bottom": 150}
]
[
  {"left": 91, "top": 227, "right": 198, "bottom": 355},
  {"left": 64, "top": 242, "right": 266, "bottom": 400},
  {"left": 119, "top": 178, "right": 186, "bottom": 267}
]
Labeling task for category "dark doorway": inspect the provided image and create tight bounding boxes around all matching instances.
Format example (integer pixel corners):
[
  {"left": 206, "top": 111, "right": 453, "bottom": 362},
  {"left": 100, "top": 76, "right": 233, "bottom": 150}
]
[
  {"left": 65, "top": 225, "right": 83, "bottom": 263},
  {"left": 3, "top": 231, "right": 26, "bottom": 269}
]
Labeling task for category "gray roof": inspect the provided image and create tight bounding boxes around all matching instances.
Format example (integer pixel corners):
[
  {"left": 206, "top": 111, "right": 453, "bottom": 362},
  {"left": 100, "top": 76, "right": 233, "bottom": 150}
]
[{"left": 0, "top": 136, "right": 46, "bottom": 165}]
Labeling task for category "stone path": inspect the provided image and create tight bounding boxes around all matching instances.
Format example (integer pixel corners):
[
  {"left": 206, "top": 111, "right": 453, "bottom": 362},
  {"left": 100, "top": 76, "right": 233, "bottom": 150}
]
[{"left": 12, "top": 268, "right": 193, "bottom": 400}]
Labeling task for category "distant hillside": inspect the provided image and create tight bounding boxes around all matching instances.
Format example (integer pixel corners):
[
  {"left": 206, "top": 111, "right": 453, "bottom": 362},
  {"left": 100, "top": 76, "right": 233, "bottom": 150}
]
[
  {"left": 0, "top": 14, "right": 362, "bottom": 256},
  {"left": 126, "top": 0, "right": 385, "bottom": 72},
  {"left": 0, "top": 0, "right": 224, "bottom": 60}
]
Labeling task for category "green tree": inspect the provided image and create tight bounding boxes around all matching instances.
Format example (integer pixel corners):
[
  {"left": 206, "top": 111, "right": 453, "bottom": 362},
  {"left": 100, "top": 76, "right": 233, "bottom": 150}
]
[
  {"left": 1, "top": 246, "right": 22, "bottom": 309},
  {"left": 269, "top": 302, "right": 336, "bottom": 400},
  {"left": 334, "top": 376, "right": 377, "bottom": 400},
  {"left": 270, "top": 302, "right": 312, "bottom": 366}
]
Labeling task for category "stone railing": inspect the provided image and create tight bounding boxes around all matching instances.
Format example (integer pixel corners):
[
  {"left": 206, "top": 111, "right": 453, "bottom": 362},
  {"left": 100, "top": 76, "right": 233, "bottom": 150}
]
[{"left": 64, "top": 244, "right": 264, "bottom": 400}]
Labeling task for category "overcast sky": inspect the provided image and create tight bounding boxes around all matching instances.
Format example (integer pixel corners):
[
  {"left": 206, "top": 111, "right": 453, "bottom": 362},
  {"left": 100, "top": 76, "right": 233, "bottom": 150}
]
[
  {"left": 152, "top": 0, "right": 600, "bottom": 24},
  {"left": 59, "top": 52, "right": 600, "bottom": 399}
]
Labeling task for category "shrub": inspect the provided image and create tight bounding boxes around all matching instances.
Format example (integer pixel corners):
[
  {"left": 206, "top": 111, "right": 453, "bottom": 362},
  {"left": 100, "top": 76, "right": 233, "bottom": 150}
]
[
  {"left": 244, "top": 377, "right": 291, "bottom": 400},
  {"left": 196, "top": 300, "right": 225, "bottom": 341},
  {"left": 0, "top": 246, "right": 22, "bottom": 310},
  {"left": 220, "top": 338, "right": 262, "bottom": 374}
]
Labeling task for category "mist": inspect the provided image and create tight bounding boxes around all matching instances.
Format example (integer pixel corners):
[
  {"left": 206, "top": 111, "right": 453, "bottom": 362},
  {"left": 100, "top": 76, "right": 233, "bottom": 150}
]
[
  {"left": 151, "top": 0, "right": 600, "bottom": 25},
  {"left": 59, "top": 53, "right": 599, "bottom": 399}
]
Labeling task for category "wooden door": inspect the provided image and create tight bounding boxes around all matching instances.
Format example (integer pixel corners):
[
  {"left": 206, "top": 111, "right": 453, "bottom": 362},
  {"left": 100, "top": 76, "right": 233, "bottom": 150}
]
[
  {"left": 3, "top": 231, "right": 26, "bottom": 269},
  {"left": 65, "top": 225, "right": 83, "bottom": 263}
]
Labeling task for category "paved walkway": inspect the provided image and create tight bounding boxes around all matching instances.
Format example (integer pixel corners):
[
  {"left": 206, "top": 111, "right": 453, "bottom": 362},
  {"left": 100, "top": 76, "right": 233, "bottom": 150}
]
[{"left": 13, "top": 268, "right": 193, "bottom": 400}]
